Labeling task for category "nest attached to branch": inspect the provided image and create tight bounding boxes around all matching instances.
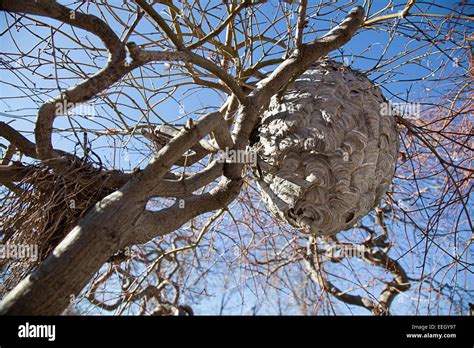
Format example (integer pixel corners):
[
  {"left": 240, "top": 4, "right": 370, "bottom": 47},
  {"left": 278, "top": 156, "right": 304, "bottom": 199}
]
[
  {"left": 253, "top": 60, "right": 399, "bottom": 235},
  {"left": 0, "top": 160, "right": 115, "bottom": 294}
]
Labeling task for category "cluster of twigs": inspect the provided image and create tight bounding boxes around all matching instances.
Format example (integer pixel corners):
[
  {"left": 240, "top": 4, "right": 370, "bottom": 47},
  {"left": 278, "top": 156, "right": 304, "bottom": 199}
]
[{"left": 0, "top": 159, "right": 114, "bottom": 294}]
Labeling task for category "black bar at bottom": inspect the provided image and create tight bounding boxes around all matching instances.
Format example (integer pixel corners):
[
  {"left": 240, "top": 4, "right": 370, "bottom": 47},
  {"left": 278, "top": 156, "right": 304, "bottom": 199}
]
[{"left": 0, "top": 315, "right": 471, "bottom": 346}]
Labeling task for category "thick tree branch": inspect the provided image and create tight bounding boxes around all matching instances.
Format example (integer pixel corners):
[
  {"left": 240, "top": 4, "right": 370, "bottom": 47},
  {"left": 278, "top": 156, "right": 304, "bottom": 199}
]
[
  {"left": 133, "top": 177, "right": 241, "bottom": 244},
  {"left": 0, "top": 122, "right": 37, "bottom": 158},
  {"left": 0, "top": 110, "right": 239, "bottom": 315},
  {"left": 0, "top": 164, "right": 35, "bottom": 183},
  {"left": 0, "top": 0, "right": 132, "bottom": 160},
  {"left": 252, "top": 6, "right": 365, "bottom": 105},
  {"left": 148, "top": 161, "right": 224, "bottom": 198}
]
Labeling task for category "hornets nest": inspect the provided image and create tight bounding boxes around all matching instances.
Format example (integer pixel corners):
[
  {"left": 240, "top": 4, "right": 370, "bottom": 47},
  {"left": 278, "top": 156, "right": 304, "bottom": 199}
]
[{"left": 253, "top": 60, "right": 399, "bottom": 235}]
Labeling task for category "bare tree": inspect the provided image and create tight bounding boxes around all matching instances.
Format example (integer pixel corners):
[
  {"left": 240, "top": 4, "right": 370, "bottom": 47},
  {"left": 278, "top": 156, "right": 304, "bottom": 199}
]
[{"left": 0, "top": 0, "right": 472, "bottom": 315}]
